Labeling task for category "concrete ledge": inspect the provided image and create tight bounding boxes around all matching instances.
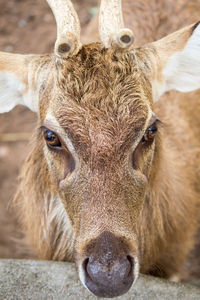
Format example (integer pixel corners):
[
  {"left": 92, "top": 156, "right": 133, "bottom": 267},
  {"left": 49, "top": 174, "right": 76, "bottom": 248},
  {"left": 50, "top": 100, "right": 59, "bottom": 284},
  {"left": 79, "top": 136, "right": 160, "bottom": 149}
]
[{"left": 0, "top": 259, "right": 200, "bottom": 299}]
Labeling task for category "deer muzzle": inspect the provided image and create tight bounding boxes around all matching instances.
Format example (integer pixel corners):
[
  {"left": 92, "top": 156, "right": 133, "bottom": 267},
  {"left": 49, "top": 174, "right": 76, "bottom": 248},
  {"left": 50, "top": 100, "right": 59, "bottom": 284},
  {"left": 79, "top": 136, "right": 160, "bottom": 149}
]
[{"left": 78, "top": 231, "right": 138, "bottom": 298}]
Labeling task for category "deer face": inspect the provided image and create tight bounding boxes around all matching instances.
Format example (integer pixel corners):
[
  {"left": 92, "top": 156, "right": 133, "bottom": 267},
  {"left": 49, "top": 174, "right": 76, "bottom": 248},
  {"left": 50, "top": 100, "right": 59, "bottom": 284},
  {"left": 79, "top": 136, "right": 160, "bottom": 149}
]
[
  {"left": 39, "top": 44, "right": 156, "bottom": 296},
  {"left": 0, "top": 0, "right": 200, "bottom": 298}
]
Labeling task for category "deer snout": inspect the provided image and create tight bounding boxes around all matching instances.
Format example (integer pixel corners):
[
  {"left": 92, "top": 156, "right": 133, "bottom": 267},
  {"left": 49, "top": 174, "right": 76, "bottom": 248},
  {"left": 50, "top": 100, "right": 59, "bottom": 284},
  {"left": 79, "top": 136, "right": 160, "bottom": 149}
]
[
  {"left": 83, "top": 253, "right": 134, "bottom": 297},
  {"left": 78, "top": 231, "right": 138, "bottom": 298}
]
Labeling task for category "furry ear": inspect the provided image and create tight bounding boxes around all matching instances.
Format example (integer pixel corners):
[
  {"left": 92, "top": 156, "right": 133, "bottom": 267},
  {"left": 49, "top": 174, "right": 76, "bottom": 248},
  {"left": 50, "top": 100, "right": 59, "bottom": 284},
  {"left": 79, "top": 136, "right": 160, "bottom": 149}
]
[
  {"left": 148, "top": 22, "right": 200, "bottom": 100},
  {"left": 0, "top": 52, "right": 38, "bottom": 113}
]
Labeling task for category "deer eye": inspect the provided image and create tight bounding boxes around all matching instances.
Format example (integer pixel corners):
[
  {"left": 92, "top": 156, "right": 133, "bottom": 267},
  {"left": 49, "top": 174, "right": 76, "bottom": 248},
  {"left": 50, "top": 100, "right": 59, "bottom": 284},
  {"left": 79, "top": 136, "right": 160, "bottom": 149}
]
[
  {"left": 43, "top": 129, "right": 62, "bottom": 149},
  {"left": 142, "top": 121, "right": 158, "bottom": 143}
]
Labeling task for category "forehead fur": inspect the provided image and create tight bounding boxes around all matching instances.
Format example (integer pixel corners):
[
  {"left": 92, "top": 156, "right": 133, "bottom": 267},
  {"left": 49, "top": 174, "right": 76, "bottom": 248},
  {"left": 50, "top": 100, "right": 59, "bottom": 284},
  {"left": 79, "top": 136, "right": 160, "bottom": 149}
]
[{"left": 49, "top": 43, "right": 152, "bottom": 162}]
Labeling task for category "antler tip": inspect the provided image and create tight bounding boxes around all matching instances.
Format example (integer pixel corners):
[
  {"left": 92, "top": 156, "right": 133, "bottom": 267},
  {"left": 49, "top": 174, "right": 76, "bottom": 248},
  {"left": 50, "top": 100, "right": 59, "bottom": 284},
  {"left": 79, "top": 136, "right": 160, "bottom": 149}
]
[
  {"left": 117, "top": 28, "right": 134, "bottom": 48},
  {"left": 47, "top": 0, "right": 81, "bottom": 58},
  {"left": 99, "top": 0, "right": 134, "bottom": 49},
  {"left": 55, "top": 31, "right": 82, "bottom": 58},
  {"left": 57, "top": 43, "right": 71, "bottom": 54}
]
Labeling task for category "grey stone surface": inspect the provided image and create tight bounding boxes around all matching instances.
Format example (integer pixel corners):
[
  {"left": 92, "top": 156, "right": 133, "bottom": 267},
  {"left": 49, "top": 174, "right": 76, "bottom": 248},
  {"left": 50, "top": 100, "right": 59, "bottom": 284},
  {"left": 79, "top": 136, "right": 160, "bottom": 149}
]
[{"left": 0, "top": 259, "right": 200, "bottom": 300}]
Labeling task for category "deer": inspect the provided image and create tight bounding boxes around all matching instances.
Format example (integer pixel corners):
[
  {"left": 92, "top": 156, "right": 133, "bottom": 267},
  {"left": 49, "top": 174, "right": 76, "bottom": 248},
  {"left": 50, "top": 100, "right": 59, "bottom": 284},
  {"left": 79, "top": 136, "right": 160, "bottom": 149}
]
[{"left": 0, "top": 0, "right": 200, "bottom": 297}]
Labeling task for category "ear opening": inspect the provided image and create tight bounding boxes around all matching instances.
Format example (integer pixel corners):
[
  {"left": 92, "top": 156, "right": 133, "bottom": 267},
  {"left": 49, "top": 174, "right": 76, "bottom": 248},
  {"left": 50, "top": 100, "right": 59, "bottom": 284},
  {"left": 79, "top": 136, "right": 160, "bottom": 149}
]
[
  {"left": 0, "top": 52, "right": 39, "bottom": 113},
  {"left": 148, "top": 22, "right": 200, "bottom": 101}
]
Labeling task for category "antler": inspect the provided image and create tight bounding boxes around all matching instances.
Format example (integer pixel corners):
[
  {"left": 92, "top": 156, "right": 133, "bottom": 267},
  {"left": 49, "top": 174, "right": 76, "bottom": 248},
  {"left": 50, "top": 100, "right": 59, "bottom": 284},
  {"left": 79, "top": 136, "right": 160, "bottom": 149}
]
[
  {"left": 99, "top": 0, "right": 134, "bottom": 49},
  {"left": 47, "top": 0, "right": 81, "bottom": 58}
]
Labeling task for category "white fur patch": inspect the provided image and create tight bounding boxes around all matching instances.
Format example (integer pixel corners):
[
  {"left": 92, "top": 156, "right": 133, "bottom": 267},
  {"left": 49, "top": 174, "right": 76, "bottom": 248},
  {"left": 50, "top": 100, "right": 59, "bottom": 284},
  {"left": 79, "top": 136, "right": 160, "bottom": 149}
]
[
  {"left": 160, "top": 23, "right": 200, "bottom": 97},
  {"left": 0, "top": 70, "right": 38, "bottom": 113},
  {"left": 0, "top": 71, "right": 26, "bottom": 113},
  {"left": 133, "top": 256, "right": 140, "bottom": 283},
  {"left": 78, "top": 263, "right": 89, "bottom": 290},
  {"left": 43, "top": 194, "right": 74, "bottom": 260}
]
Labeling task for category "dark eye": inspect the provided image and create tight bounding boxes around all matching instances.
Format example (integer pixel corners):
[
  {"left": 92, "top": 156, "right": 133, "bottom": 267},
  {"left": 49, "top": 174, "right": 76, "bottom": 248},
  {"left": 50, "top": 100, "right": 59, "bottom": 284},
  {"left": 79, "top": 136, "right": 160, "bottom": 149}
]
[
  {"left": 43, "top": 129, "right": 62, "bottom": 149},
  {"left": 142, "top": 122, "right": 158, "bottom": 143}
]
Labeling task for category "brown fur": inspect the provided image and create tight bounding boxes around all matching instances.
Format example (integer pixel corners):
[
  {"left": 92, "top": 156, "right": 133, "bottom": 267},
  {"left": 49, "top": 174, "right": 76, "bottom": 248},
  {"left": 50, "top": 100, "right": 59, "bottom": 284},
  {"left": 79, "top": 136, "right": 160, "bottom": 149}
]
[{"left": 12, "top": 39, "right": 200, "bottom": 279}]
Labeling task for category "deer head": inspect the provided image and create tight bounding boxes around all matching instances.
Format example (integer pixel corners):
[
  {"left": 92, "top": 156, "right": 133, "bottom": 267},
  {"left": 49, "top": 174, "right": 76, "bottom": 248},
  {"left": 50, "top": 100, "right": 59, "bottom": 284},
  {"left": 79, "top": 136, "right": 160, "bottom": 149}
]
[{"left": 0, "top": 0, "right": 200, "bottom": 297}]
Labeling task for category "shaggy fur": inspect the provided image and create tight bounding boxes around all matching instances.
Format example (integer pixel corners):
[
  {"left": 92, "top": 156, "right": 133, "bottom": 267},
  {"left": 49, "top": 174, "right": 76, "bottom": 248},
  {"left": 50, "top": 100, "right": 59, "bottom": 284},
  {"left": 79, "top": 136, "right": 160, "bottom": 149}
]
[{"left": 13, "top": 40, "right": 200, "bottom": 280}]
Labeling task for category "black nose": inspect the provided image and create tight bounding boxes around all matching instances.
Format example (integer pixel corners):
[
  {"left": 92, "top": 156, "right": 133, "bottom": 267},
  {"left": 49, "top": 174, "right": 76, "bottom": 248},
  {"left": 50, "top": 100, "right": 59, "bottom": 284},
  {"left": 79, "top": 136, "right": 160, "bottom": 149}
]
[
  {"left": 81, "top": 231, "right": 134, "bottom": 298},
  {"left": 83, "top": 254, "right": 134, "bottom": 297}
]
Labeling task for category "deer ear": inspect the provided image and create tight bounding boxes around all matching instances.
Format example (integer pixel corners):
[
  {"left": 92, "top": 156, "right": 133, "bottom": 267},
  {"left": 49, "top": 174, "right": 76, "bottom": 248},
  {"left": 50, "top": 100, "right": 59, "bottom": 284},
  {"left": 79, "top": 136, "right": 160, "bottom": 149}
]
[
  {"left": 0, "top": 52, "right": 38, "bottom": 113},
  {"left": 150, "top": 22, "right": 200, "bottom": 101}
]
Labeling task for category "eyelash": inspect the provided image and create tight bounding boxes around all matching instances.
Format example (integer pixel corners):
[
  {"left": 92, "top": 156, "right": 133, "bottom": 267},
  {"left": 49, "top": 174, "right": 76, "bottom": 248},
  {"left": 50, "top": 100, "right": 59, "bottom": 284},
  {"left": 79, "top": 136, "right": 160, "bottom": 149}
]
[
  {"left": 40, "top": 126, "right": 62, "bottom": 149},
  {"left": 40, "top": 126, "right": 76, "bottom": 180},
  {"left": 141, "top": 119, "right": 160, "bottom": 143},
  {"left": 131, "top": 120, "right": 160, "bottom": 170}
]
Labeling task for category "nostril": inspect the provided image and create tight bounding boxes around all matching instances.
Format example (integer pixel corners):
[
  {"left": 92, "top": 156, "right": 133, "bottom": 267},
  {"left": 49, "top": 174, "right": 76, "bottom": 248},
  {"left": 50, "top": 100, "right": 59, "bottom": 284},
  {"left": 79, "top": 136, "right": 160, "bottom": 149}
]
[
  {"left": 82, "top": 257, "right": 89, "bottom": 275},
  {"left": 127, "top": 255, "right": 134, "bottom": 276},
  {"left": 83, "top": 257, "right": 96, "bottom": 283},
  {"left": 127, "top": 255, "right": 133, "bottom": 263}
]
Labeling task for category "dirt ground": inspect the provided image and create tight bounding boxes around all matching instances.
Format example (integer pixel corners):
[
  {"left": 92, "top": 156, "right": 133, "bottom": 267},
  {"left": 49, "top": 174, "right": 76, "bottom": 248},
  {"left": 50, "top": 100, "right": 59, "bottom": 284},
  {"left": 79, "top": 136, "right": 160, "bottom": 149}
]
[{"left": 0, "top": 0, "right": 96, "bottom": 258}]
